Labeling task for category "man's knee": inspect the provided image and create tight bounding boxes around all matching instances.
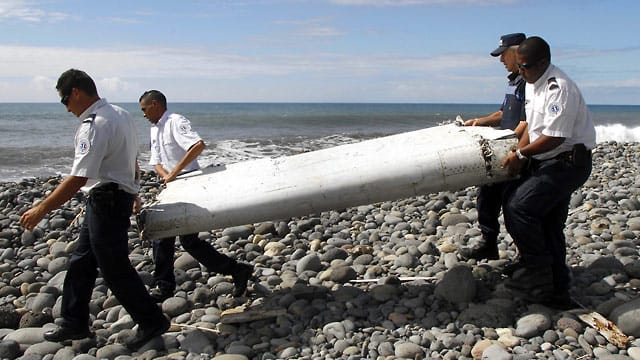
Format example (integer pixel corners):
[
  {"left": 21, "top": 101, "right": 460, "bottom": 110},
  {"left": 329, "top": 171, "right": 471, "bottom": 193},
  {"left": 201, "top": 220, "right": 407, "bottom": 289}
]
[{"left": 179, "top": 233, "right": 201, "bottom": 249}]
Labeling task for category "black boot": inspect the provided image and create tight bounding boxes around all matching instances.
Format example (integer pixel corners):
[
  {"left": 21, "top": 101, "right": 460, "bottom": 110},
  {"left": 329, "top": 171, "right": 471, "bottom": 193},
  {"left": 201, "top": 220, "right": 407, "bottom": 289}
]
[
  {"left": 44, "top": 326, "right": 92, "bottom": 343},
  {"left": 460, "top": 239, "right": 499, "bottom": 261},
  {"left": 149, "top": 287, "right": 173, "bottom": 302},
  {"left": 232, "top": 263, "right": 253, "bottom": 297},
  {"left": 125, "top": 316, "right": 170, "bottom": 350},
  {"left": 505, "top": 265, "right": 554, "bottom": 303}
]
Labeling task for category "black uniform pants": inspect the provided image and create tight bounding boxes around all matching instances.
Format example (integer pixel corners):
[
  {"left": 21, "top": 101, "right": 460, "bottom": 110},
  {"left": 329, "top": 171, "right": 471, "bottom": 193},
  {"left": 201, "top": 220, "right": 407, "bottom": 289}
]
[
  {"left": 503, "top": 150, "right": 592, "bottom": 293},
  {"left": 476, "top": 181, "right": 508, "bottom": 244},
  {"left": 152, "top": 232, "right": 237, "bottom": 293},
  {"left": 60, "top": 184, "right": 165, "bottom": 330}
]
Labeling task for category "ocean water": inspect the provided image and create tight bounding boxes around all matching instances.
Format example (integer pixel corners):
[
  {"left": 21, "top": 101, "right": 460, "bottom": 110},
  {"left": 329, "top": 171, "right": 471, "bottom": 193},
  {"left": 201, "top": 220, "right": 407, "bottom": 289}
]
[{"left": 1, "top": 102, "right": 638, "bottom": 182}]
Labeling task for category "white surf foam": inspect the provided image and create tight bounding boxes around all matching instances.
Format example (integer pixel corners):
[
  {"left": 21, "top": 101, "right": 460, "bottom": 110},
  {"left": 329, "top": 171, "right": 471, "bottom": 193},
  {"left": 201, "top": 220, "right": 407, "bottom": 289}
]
[{"left": 595, "top": 124, "right": 640, "bottom": 143}]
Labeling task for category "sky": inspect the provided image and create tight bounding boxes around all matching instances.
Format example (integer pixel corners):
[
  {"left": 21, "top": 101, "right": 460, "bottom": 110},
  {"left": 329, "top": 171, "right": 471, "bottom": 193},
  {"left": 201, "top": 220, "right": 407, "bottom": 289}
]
[{"left": 1, "top": 0, "right": 639, "bottom": 105}]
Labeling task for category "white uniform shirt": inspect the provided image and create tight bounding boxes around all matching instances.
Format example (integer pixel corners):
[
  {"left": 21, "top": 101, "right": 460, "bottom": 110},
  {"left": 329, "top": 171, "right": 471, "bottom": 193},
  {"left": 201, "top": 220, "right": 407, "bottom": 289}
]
[
  {"left": 70, "top": 98, "right": 140, "bottom": 194},
  {"left": 524, "top": 64, "right": 596, "bottom": 160},
  {"left": 149, "top": 111, "right": 202, "bottom": 173}
]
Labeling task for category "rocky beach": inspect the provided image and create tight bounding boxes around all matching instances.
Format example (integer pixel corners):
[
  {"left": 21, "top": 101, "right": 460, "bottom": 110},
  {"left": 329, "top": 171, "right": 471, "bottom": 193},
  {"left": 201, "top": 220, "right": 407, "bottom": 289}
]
[{"left": 0, "top": 140, "right": 639, "bottom": 360}]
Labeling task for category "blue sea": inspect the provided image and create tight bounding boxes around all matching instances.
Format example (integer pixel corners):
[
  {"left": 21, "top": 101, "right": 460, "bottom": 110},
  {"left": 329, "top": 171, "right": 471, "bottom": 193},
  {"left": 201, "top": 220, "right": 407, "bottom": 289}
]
[{"left": 1, "top": 102, "right": 638, "bottom": 182}]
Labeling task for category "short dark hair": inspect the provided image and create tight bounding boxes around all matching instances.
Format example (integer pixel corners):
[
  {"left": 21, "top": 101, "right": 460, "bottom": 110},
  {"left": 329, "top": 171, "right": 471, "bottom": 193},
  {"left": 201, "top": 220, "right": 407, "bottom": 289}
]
[
  {"left": 56, "top": 69, "right": 98, "bottom": 97},
  {"left": 517, "top": 36, "right": 551, "bottom": 63},
  {"left": 139, "top": 90, "right": 167, "bottom": 108}
]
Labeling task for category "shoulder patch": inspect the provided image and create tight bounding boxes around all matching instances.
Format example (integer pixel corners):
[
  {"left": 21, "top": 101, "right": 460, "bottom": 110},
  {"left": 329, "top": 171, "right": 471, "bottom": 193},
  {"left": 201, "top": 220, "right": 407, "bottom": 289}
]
[
  {"left": 77, "top": 137, "right": 90, "bottom": 155},
  {"left": 83, "top": 114, "right": 96, "bottom": 123},
  {"left": 549, "top": 102, "right": 562, "bottom": 115},
  {"left": 76, "top": 121, "right": 92, "bottom": 155},
  {"left": 178, "top": 122, "right": 191, "bottom": 135}
]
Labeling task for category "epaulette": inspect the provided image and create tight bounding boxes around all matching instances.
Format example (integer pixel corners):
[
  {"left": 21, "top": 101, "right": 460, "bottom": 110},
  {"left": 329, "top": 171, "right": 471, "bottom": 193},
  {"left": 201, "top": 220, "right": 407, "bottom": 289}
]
[
  {"left": 83, "top": 114, "right": 96, "bottom": 123},
  {"left": 547, "top": 77, "right": 559, "bottom": 90}
]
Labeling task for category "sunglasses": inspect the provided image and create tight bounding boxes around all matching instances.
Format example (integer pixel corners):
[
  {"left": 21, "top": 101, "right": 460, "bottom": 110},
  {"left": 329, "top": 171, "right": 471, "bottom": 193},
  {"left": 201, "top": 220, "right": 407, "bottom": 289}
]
[
  {"left": 60, "top": 94, "right": 70, "bottom": 106},
  {"left": 516, "top": 60, "right": 539, "bottom": 70}
]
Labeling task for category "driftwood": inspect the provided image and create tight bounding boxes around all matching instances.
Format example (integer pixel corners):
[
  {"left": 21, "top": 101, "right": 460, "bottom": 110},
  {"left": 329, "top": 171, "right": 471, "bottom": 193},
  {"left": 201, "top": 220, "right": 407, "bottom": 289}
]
[
  {"left": 349, "top": 276, "right": 438, "bottom": 283},
  {"left": 220, "top": 306, "right": 287, "bottom": 324},
  {"left": 170, "top": 323, "right": 219, "bottom": 334},
  {"left": 578, "top": 311, "right": 629, "bottom": 348}
]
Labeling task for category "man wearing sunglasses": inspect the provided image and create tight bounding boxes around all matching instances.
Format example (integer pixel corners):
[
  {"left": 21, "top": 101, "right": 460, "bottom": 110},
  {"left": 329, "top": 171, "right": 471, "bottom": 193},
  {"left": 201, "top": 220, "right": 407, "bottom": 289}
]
[
  {"left": 501, "top": 37, "right": 596, "bottom": 309},
  {"left": 20, "top": 69, "right": 170, "bottom": 349},
  {"left": 139, "top": 90, "right": 253, "bottom": 302},
  {"left": 460, "top": 33, "right": 528, "bottom": 262}
]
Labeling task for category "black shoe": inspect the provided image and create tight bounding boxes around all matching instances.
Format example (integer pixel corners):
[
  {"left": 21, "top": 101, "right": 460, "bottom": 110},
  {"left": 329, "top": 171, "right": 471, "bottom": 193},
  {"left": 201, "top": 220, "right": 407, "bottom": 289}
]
[
  {"left": 505, "top": 265, "right": 554, "bottom": 302},
  {"left": 149, "top": 287, "right": 173, "bottom": 302},
  {"left": 44, "top": 326, "right": 92, "bottom": 343},
  {"left": 460, "top": 243, "right": 499, "bottom": 261},
  {"left": 542, "top": 292, "right": 580, "bottom": 310},
  {"left": 125, "top": 316, "right": 170, "bottom": 350},
  {"left": 502, "top": 261, "right": 525, "bottom": 277},
  {"left": 232, "top": 263, "right": 253, "bottom": 297}
]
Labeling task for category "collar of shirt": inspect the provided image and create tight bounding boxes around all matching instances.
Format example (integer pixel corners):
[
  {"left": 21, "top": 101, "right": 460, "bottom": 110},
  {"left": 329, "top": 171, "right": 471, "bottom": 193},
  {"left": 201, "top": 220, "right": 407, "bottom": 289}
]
[
  {"left": 78, "top": 98, "right": 108, "bottom": 120},
  {"left": 155, "top": 110, "right": 171, "bottom": 127},
  {"left": 531, "top": 64, "right": 556, "bottom": 91}
]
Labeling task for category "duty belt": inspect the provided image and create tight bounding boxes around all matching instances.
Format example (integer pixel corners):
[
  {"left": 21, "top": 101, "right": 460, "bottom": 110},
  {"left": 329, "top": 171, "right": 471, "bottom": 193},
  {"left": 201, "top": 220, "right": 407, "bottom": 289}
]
[
  {"left": 89, "top": 182, "right": 121, "bottom": 196},
  {"left": 531, "top": 144, "right": 591, "bottom": 168},
  {"left": 556, "top": 143, "right": 591, "bottom": 162}
]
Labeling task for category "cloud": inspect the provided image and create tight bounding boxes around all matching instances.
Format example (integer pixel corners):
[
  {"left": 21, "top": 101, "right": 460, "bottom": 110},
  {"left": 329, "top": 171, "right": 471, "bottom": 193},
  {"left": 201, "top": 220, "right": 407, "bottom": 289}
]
[
  {"left": 582, "top": 78, "right": 640, "bottom": 89},
  {"left": 0, "top": 44, "right": 489, "bottom": 80},
  {"left": 99, "top": 77, "right": 133, "bottom": 93},
  {"left": 328, "top": 0, "right": 516, "bottom": 5},
  {"left": 275, "top": 17, "right": 344, "bottom": 38},
  {"left": 30, "top": 75, "right": 53, "bottom": 91},
  {"left": 0, "top": 0, "right": 70, "bottom": 22},
  {"left": 0, "top": 44, "right": 499, "bottom": 102},
  {"left": 22, "top": 43, "right": 640, "bottom": 104}
]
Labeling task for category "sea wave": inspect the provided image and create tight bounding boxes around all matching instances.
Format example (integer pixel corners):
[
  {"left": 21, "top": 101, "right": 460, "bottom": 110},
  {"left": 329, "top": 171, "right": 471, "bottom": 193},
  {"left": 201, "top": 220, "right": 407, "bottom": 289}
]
[
  {"left": 595, "top": 124, "right": 640, "bottom": 143},
  {"left": 198, "top": 134, "right": 362, "bottom": 167}
]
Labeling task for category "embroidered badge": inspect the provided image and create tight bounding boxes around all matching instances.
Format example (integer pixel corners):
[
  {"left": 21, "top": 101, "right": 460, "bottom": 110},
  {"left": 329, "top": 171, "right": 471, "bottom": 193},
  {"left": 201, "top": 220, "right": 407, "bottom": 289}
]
[
  {"left": 549, "top": 102, "right": 562, "bottom": 115},
  {"left": 77, "top": 138, "right": 90, "bottom": 155},
  {"left": 178, "top": 123, "right": 191, "bottom": 135}
]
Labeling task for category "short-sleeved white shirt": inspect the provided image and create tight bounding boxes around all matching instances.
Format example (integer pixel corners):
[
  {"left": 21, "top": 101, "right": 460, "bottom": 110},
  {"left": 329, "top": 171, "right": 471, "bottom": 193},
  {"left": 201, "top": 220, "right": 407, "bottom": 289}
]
[
  {"left": 149, "top": 111, "right": 202, "bottom": 173},
  {"left": 524, "top": 64, "right": 596, "bottom": 160},
  {"left": 70, "top": 99, "right": 140, "bottom": 194}
]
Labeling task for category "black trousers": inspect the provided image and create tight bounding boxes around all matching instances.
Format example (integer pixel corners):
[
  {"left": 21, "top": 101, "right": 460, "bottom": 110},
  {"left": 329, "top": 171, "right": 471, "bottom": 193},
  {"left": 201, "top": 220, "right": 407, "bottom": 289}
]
[
  {"left": 503, "top": 153, "right": 592, "bottom": 293},
  {"left": 476, "top": 182, "right": 508, "bottom": 244},
  {"left": 60, "top": 185, "right": 165, "bottom": 330},
  {"left": 152, "top": 232, "right": 237, "bottom": 292}
]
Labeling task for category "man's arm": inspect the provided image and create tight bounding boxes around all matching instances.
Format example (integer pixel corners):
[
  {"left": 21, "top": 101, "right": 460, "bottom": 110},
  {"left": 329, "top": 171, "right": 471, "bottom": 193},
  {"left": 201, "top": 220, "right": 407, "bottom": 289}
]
[
  {"left": 154, "top": 164, "right": 169, "bottom": 179},
  {"left": 133, "top": 160, "right": 142, "bottom": 214},
  {"left": 502, "top": 134, "right": 564, "bottom": 176},
  {"left": 513, "top": 121, "right": 527, "bottom": 140},
  {"left": 163, "top": 140, "right": 206, "bottom": 184},
  {"left": 20, "top": 175, "right": 88, "bottom": 231},
  {"left": 519, "top": 135, "right": 565, "bottom": 156},
  {"left": 135, "top": 161, "right": 141, "bottom": 184},
  {"left": 464, "top": 110, "right": 503, "bottom": 127}
]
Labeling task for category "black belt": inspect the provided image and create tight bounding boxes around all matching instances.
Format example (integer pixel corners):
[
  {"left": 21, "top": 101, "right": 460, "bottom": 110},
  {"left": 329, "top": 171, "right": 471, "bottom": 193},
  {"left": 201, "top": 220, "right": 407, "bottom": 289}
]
[
  {"left": 554, "top": 144, "right": 591, "bottom": 163},
  {"left": 553, "top": 150, "right": 575, "bottom": 162},
  {"left": 531, "top": 144, "right": 591, "bottom": 168},
  {"left": 89, "top": 182, "right": 122, "bottom": 195},
  {"left": 96, "top": 182, "right": 120, "bottom": 191}
]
